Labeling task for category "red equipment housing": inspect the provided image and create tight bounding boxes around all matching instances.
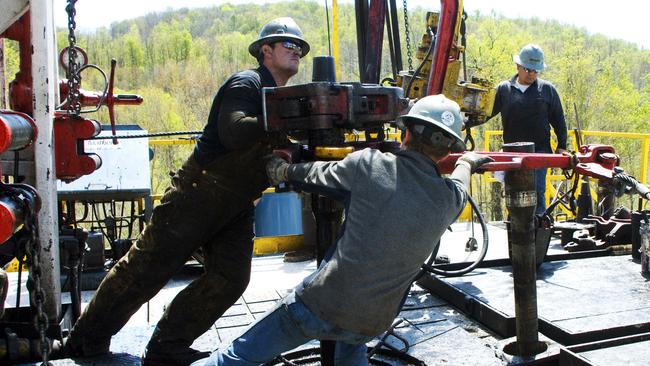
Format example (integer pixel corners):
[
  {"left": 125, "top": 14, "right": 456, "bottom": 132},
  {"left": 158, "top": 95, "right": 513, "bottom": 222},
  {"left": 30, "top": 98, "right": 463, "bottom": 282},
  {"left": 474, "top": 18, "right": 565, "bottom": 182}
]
[
  {"left": 0, "top": 110, "right": 37, "bottom": 153},
  {"left": 0, "top": 185, "right": 39, "bottom": 246},
  {"left": 53, "top": 115, "right": 102, "bottom": 182}
]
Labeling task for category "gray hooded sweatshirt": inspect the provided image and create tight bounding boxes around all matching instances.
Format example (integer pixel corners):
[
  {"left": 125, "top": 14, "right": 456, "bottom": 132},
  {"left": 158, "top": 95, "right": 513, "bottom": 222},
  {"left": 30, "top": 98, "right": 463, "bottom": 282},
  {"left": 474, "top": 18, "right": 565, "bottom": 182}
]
[{"left": 287, "top": 148, "right": 467, "bottom": 336}]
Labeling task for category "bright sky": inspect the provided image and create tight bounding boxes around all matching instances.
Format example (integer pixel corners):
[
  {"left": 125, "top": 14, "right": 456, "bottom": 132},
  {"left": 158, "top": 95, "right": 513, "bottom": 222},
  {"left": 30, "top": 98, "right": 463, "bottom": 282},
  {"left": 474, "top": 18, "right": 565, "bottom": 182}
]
[{"left": 53, "top": 0, "right": 650, "bottom": 49}]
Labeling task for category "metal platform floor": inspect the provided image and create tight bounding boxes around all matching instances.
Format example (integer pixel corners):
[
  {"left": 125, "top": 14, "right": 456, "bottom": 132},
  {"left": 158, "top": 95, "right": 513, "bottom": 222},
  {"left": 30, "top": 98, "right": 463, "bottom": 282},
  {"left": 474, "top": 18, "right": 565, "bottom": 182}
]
[
  {"left": 21, "top": 282, "right": 505, "bottom": 365},
  {"left": 420, "top": 255, "right": 650, "bottom": 346},
  {"left": 15, "top": 222, "right": 650, "bottom": 365},
  {"left": 16, "top": 225, "right": 511, "bottom": 366}
]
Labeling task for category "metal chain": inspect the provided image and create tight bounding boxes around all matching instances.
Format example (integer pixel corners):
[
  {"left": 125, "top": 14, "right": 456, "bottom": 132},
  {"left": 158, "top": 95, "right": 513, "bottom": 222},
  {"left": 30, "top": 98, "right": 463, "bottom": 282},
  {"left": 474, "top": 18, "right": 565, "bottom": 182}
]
[
  {"left": 5, "top": 185, "right": 50, "bottom": 365},
  {"left": 26, "top": 209, "right": 51, "bottom": 365},
  {"left": 402, "top": 0, "right": 413, "bottom": 71},
  {"left": 65, "top": 0, "right": 81, "bottom": 115}
]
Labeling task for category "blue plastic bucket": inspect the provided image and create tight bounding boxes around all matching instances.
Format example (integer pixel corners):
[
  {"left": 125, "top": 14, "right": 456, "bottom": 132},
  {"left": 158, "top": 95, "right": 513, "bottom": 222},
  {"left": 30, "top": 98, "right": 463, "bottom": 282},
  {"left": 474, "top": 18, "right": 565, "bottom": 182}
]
[{"left": 254, "top": 191, "right": 303, "bottom": 237}]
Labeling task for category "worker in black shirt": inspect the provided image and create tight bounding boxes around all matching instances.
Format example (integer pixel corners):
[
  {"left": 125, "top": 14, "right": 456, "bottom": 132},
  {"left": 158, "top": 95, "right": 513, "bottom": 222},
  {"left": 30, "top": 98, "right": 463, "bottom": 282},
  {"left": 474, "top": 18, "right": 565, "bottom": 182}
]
[
  {"left": 65, "top": 17, "right": 310, "bottom": 366},
  {"left": 491, "top": 43, "right": 567, "bottom": 215}
]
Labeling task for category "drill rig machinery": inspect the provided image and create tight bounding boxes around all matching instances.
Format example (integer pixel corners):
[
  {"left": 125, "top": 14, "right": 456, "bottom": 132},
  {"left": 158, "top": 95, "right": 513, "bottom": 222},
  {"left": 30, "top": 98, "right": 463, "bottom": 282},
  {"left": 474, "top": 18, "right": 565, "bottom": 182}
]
[{"left": 396, "top": 0, "right": 495, "bottom": 142}]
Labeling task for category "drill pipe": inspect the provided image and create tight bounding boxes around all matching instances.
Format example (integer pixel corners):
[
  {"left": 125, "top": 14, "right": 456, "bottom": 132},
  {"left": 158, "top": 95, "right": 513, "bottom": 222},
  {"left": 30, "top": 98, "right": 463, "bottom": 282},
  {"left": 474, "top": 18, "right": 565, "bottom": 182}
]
[{"left": 503, "top": 142, "right": 545, "bottom": 356}]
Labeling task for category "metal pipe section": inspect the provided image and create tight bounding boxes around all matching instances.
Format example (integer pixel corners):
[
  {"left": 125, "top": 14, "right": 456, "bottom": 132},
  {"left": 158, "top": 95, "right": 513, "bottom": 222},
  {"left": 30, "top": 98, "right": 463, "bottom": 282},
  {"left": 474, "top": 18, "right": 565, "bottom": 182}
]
[
  {"left": 426, "top": 0, "right": 459, "bottom": 95},
  {"left": 576, "top": 176, "right": 593, "bottom": 222},
  {"left": 354, "top": 0, "right": 368, "bottom": 81},
  {"left": 386, "top": 0, "right": 403, "bottom": 76},
  {"left": 362, "top": 0, "right": 386, "bottom": 83},
  {"left": 503, "top": 142, "right": 545, "bottom": 357}
]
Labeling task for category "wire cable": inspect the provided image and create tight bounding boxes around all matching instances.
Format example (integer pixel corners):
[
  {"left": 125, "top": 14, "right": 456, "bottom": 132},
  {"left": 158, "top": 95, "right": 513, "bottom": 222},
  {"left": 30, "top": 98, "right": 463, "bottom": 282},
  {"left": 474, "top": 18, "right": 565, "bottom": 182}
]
[{"left": 91, "top": 130, "right": 202, "bottom": 140}]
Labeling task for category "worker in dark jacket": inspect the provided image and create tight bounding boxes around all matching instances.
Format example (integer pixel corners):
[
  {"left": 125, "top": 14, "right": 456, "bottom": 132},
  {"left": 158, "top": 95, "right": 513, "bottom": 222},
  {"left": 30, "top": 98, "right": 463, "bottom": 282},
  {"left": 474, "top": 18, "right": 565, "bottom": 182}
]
[
  {"left": 491, "top": 44, "right": 567, "bottom": 215},
  {"left": 190, "top": 95, "right": 493, "bottom": 366},
  {"left": 65, "top": 17, "right": 310, "bottom": 366}
]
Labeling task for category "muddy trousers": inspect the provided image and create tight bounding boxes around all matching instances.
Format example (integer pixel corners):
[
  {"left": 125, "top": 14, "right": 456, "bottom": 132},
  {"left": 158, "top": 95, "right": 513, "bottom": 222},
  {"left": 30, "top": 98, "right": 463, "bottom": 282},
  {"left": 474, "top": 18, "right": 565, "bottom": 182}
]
[{"left": 69, "top": 155, "right": 258, "bottom": 354}]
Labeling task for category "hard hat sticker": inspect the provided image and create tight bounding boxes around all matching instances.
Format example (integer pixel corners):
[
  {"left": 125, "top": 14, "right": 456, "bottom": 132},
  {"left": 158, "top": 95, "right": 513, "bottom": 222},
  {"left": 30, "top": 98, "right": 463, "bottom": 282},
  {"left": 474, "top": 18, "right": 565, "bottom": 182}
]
[{"left": 441, "top": 111, "right": 455, "bottom": 126}]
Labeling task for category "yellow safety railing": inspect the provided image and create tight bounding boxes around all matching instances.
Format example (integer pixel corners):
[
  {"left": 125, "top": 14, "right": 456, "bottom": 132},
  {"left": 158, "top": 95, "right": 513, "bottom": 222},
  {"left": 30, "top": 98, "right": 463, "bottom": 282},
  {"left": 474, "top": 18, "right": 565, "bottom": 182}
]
[
  {"left": 574, "top": 131, "right": 650, "bottom": 186},
  {"left": 149, "top": 139, "right": 196, "bottom": 146}
]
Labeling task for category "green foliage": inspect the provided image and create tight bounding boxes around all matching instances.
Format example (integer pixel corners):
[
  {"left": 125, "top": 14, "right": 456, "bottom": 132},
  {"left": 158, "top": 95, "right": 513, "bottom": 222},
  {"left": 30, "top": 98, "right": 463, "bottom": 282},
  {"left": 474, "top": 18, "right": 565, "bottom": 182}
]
[
  {"left": 465, "top": 13, "right": 650, "bottom": 135},
  {"left": 46, "top": 1, "right": 649, "bottom": 195},
  {"left": 2, "top": 40, "right": 20, "bottom": 106}
]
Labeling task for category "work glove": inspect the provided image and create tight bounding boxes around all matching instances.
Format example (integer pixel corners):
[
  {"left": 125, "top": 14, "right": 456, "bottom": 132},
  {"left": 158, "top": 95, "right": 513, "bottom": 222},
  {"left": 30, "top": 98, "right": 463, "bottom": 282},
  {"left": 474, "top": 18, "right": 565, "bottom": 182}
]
[
  {"left": 455, "top": 151, "right": 494, "bottom": 174},
  {"left": 265, "top": 154, "right": 290, "bottom": 186}
]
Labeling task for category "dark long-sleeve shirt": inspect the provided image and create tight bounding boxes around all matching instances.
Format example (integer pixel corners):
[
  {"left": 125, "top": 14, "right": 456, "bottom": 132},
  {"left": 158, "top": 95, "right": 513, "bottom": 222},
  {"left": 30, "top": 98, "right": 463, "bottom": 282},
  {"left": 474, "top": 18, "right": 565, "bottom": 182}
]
[
  {"left": 492, "top": 75, "right": 567, "bottom": 153},
  {"left": 194, "top": 65, "right": 277, "bottom": 165}
]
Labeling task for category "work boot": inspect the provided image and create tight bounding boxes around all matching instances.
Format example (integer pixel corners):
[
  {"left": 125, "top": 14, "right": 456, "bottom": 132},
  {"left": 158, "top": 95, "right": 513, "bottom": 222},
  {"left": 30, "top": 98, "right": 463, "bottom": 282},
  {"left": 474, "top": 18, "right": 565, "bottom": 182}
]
[
  {"left": 283, "top": 245, "right": 315, "bottom": 263},
  {"left": 61, "top": 334, "right": 111, "bottom": 358},
  {"left": 142, "top": 346, "right": 211, "bottom": 366}
]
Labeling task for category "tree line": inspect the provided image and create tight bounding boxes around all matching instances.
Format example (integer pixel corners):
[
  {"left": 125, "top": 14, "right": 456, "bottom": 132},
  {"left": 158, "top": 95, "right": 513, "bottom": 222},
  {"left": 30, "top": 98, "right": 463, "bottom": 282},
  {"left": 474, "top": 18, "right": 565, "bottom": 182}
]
[{"left": 3, "top": 1, "right": 649, "bottom": 195}]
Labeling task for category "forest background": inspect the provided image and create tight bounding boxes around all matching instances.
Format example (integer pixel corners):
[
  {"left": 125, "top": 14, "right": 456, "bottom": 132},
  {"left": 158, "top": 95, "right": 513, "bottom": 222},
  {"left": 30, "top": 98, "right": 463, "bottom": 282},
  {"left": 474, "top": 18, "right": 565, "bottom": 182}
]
[{"left": 5, "top": 0, "right": 650, "bottom": 216}]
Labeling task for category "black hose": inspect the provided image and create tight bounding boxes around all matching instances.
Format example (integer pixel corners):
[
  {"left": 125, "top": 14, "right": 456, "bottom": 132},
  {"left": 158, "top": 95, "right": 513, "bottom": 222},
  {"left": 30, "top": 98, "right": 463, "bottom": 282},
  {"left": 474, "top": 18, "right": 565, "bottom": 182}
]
[
  {"left": 420, "top": 194, "right": 489, "bottom": 277},
  {"left": 404, "top": 27, "right": 435, "bottom": 98}
]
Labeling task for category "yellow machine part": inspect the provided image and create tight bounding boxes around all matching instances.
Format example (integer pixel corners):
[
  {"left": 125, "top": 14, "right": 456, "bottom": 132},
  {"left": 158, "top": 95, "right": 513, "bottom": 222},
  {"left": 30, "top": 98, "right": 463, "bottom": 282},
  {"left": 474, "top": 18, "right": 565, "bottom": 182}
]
[
  {"left": 5, "top": 257, "right": 26, "bottom": 272},
  {"left": 396, "top": 9, "right": 495, "bottom": 125},
  {"left": 314, "top": 146, "right": 355, "bottom": 159},
  {"left": 395, "top": 11, "right": 439, "bottom": 99},
  {"left": 442, "top": 61, "right": 496, "bottom": 124},
  {"left": 415, "top": 33, "right": 434, "bottom": 75},
  {"left": 457, "top": 201, "right": 473, "bottom": 222},
  {"left": 396, "top": 73, "right": 426, "bottom": 99},
  {"left": 427, "top": 11, "right": 439, "bottom": 28},
  {"left": 253, "top": 235, "right": 304, "bottom": 256}
]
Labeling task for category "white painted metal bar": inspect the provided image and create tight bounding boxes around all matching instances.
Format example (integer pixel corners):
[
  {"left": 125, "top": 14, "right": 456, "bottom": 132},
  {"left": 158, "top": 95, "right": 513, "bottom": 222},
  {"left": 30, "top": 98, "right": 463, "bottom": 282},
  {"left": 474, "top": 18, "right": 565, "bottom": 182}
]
[{"left": 30, "top": 0, "right": 61, "bottom": 320}]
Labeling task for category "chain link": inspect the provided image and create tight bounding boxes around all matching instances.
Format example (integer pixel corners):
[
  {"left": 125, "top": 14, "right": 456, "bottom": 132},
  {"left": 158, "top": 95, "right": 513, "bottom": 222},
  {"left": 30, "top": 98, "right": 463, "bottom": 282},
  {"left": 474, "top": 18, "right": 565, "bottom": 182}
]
[
  {"left": 402, "top": 0, "right": 413, "bottom": 71},
  {"left": 3, "top": 185, "right": 50, "bottom": 365},
  {"left": 25, "top": 206, "right": 51, "bottom": 366},
  {"left": 65, "top": 0, "right": 81, "bottom": 115}
]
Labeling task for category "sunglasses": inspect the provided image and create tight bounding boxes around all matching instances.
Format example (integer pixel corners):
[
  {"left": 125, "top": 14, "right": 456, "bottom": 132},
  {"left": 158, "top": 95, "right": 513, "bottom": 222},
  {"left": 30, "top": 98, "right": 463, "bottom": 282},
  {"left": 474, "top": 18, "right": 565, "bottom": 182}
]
[
  {"left": 280, "top": 41, "right": 302, "bottom": 54},
  {"left": 521, "top": 66, "right": 539, "bottom": 74}
]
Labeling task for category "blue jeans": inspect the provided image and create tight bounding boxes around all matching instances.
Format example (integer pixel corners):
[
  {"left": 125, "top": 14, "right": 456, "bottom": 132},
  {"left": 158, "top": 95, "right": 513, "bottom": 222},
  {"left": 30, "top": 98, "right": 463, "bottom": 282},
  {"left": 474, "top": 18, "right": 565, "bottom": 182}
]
[
  {"left": 190, "top": 291, "right": 371, "bottom": 366},
  {"left": 535, "top": 168, "right": 547, "bottom": 216}
]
